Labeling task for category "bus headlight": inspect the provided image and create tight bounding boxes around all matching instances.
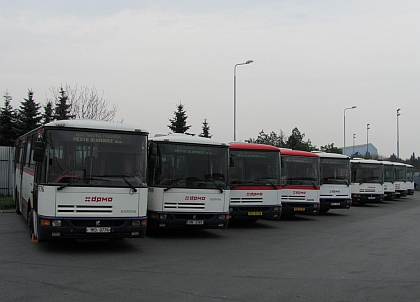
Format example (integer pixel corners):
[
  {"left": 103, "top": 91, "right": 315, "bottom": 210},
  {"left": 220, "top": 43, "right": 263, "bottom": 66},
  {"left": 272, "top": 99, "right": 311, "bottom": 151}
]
[
  {"left": 52, "top": 220, "right": 61, "bottom": 227},
  {"left": 132, "top": 220, "right": 140, "bottom": 226}
]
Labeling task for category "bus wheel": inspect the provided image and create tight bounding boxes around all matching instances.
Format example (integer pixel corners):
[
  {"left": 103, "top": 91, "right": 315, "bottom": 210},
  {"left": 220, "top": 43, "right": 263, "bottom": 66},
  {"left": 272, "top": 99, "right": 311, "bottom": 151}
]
[{"left": 15, "top": 189, "right": 22, "bottom": 215}]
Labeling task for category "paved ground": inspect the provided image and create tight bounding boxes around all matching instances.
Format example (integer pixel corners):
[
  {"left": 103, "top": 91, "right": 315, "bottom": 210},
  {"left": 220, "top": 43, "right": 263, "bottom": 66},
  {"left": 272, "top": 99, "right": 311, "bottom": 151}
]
[{"left": 1, "top": 195, "right": 420, "bottom": 301}]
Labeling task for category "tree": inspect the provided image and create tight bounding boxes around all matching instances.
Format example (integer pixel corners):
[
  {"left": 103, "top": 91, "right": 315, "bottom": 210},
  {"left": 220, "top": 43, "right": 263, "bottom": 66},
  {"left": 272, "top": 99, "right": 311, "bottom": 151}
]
[
  {"left": 42, "top": 101, "right": 54, "bottom": 124},
  {"left": 0, "top": 91, "right": 17, "bottom": 146},
  {"left": 320, "top": 143, "right": 342, "bottom": 154},
  {"left": 49, "top": 84, "right": 119, "bottom": 121},
  {"left": 199, "top": 118, "right": 212, "bottom": 138},
  {"left": 15, "top": 90, "right": 42, "bottom": 137},
  {"left": 53, "top": 87, "right": 74, "bottom": 120},
  {"left": 246, "top": 130, "right": 286, "bottom": 147},
  {"left": 168, "top": 102, "right": 191, "bottom": 134},
  {"left": 285, "top": 127, "right": 315, "bottom": 151}
]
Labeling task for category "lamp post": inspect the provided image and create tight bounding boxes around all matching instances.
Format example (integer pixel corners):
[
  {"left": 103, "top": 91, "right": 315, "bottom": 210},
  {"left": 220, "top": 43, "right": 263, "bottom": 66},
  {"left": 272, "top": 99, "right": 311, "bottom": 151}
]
[
  {"left": 234, "top": 60, "right": 253, "bottom": 141},
  {"left": 397, "top": 108, "right": 401, "bottom": 159},
  {"left": 353, "top": 133, "right": 356, "bottom": 156},
  {"left": 343, "top": 106, "right": 357, "bottom": 155},
  {"left": 366, "top": 123, "right": 370, "bottom": 156}
]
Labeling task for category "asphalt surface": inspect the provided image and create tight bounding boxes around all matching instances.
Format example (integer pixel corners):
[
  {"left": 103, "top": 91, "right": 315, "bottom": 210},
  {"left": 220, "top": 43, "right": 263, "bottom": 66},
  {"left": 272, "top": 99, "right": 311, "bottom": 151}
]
[{"left": 1, "top": 195, "right": 420, "bottom": 302}]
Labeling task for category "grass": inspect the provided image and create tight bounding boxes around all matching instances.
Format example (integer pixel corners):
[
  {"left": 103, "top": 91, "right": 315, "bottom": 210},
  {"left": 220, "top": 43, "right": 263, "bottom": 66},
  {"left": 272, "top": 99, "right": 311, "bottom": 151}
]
[{"left": 0, "top": 195, "right": 14, "bottom": 211}]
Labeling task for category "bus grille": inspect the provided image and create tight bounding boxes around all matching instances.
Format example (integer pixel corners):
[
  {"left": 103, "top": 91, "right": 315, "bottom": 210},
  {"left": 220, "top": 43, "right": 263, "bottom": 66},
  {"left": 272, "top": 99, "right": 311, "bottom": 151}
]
[
  {"left": 231, "top": 197, "right": 263, "bottom": 203},
  {"left": 164, "top": 202, "right": 205, "bottom": 210},
  {"left": 57, "top": 205, "right": 113, "bottom": 213},
  {"left": 361, "top": 189, "right": 375, "bottom": 193},
  {"left": 281, "top": 195, "right": 306, "bottom": 201}
]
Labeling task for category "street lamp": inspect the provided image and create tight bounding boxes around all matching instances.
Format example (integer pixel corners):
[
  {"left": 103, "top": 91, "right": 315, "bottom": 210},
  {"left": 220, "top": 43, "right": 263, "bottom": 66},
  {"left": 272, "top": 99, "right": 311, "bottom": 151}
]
[
  {"left": 353, "top": 133, "right": 356, "bottom": 156},
  {"left": 234, "top": 60, "right": 253, "bottom": 141},
  {"left": 343, "top": 106, "right": 357, "bottom": 155},
  {"left": 366, "top": 123, "right": 370, "bottom": 156},
  {"left": 397, "top": 108, "right": 401, "bottom": 159}
]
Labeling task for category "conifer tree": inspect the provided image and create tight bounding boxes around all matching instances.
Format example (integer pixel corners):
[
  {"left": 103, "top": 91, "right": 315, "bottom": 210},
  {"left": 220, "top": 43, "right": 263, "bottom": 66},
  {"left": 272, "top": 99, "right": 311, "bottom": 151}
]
[
  {"left": 53, "top": 87, "right": 74, "bottom": 120},
  {"left": 168, "top": 102, "right": 191, "bottom": 134},
  {"left": 15, "top": 90, "right": 42, "bottom": 137},
  {"left": 42, "top": 101, "right": 54, "bottom": 124},
  {"left": 0, "top": 91, "right": 17, "bottom": 146},
  {"left": 199, "top": 118, "right": 212, "bottom": 138}
]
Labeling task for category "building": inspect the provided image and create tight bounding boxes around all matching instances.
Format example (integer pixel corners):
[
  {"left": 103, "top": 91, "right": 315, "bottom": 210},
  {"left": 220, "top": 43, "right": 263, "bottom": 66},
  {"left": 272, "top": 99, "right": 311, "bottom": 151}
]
[{"left": 342, "top": 143, "right": 378, "bottom": 157}]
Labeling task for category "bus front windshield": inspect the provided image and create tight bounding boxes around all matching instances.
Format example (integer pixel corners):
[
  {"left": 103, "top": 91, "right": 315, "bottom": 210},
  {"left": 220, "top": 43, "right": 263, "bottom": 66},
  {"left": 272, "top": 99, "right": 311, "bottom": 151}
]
[
  {"left": 383, "top": 165, "right": 395, "bottom": 183},
  {"left": 351, "top": 163, "right": 383, "bottom": 184},
  {"left": 320, "top": 158, "right": 350, "bottom": 185},
  {"left": 40, "top": 129, "right": 147, "bottom": 187},
  {"left": 149, "top": 143, "right": 228, "bottom": 190},
  {"left": 395, "top": 166, "right": 406, "bottom": 182},
  {"left": 281, "top": 155, "right": 319, "bottom": 187},
  {"left": 229, "top": 150, "right": 281, "bottom": 187}
]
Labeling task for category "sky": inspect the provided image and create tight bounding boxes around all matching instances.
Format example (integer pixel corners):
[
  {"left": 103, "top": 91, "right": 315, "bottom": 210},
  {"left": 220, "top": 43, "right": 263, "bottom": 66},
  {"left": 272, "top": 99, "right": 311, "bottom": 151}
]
[{"left": 1, "top": 0, "right": 419, "bottom": 159}]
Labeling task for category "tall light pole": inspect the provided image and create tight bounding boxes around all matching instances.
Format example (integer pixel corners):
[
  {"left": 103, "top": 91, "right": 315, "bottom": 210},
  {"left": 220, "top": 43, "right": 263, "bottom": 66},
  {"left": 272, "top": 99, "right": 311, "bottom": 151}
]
[
  {"left": 353, "top": 133, "right": 356, "bottom": 156},
  {"left": 397, "top": 108, "right": 401, "bottom": 159},
  {"left": 234, "top": 60, "right": 253, "bottom": 141},
  {"left": 366, "top": 123, "right": 370, "bottom": 156},
  {"left": 343, "top": 106, "right": 357, "bottom": 155}
]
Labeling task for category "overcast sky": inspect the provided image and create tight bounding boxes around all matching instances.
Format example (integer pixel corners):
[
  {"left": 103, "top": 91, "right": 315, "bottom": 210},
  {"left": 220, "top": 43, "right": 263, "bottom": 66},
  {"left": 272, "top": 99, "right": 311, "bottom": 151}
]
[{"left": 1, "top": 0, "right": 419, "bottom": 159}]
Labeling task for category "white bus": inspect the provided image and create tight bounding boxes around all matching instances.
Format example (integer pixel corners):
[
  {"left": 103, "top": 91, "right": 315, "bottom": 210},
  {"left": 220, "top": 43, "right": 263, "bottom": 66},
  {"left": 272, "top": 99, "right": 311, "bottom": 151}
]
[
  {"left": 312, "top": 151, "right": 351, "bottom": 212},
  {"left": 393, "top": 162, "right": 407, "bottom": 198},
  {"left": 228, "top": 142, "right": 282, "bottom": 221},
  {"left": 279, "top": 149, "right": 320, "bottom": 215},
  {"left": 406, "top": 164, "right": 415, "bottom": 195},
  {"left": 382, "top": 161, "right": 396, "bottom": 200},
  {"left": 350, "top": 158, "right": 384, "bottom": 205},
  {"left": 14, "top": 120, "right": 149, "bottom": 242},
  {"left": 147, "top": 134, "right": 230, "bottom": 229}
]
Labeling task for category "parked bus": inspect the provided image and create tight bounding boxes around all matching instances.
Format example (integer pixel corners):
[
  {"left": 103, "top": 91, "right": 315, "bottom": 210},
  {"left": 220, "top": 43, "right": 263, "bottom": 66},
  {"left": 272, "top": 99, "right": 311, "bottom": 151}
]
[
  {"left": 279, "top": 149, "right": 320, "bottom": 215},
  {"left": 406, "top": 164, "right": 415, "bottom": 195},
  {"left": 13, "top": 120, "right": 149, "bottom": 242},
  {"left": 228, "top": 142, "right": 282, "bottom": 221},
  {"left": 350, "top": 158, "right": 384, "bottom": 205},
  {"left": 312, "top": 151, "right": 351, "bottom": 212},
  {"left": 393, "top": 162, "right": 407, "bottom": 198},
  {"left": 147, "top": 134, "right": 230, "bottom": 229},
  {"left": 382, "top": 161, "right": 396, "bottom": 200}
]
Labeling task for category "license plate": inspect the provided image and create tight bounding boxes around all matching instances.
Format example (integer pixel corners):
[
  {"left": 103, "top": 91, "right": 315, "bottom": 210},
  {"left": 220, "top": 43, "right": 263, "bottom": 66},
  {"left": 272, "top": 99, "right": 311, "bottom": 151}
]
[
  {"left": 294, "top": 207, "right": 305, "bottom": 211},
  {"left": 248, "top": 212, "right": 262, "bottom": 216},
  {"left": 331, "top": 202, "right": 340, "bottom": 206},
  {"left": 368, "top": 197, "right": 375, "bottom": 199},
  {"left": 186, "top": 220, "right": 204, "bottom": 225},
  {"left": 86, "top": 227, "right": 111, "bottom": 233}
]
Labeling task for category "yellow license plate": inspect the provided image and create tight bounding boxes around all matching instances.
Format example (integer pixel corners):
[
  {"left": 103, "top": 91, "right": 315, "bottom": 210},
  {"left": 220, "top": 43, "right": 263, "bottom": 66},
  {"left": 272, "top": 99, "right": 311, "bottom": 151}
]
[
  {"left": 294, "top": 207, "right": 305, "bottom": 212},
  {"left": 248, "top": 212, "right": 262, "bottom": 216}
]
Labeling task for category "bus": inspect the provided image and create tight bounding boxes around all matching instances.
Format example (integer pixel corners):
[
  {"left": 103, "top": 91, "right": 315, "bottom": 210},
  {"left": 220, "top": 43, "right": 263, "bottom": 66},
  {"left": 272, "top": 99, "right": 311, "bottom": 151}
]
[
  {"left": 382, "top": 161, "right": 396, "bottom": 200},
  {"left": 393, "top": 162, "right": 407, "bottom": 198},
  {"left": 406, "top": 164, "right": 415, "bottom": 195},
  {"left": 350, "top": 158, "right": 384, "bottom": 205},
  {"left": 279, "top": 149, "right": 320, "bottom": 215},
  {"left": 228, "top": 142, "right": 282, "bottom": 221},
  {"left": 147, "top": 134, "right": 230, "bottom": 229},
  {"left": 13, "top": 119, "right": 149, "bottom": 242},
  {"left": 312, "top": 151, "right": 351, "bottom": 212}
]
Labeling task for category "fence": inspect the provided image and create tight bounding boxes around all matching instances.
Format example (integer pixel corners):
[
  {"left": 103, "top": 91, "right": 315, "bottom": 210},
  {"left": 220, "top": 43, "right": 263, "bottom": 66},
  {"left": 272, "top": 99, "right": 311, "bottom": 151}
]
[{"left": 0, "top": 146, "right": 13, "bottom": 196}]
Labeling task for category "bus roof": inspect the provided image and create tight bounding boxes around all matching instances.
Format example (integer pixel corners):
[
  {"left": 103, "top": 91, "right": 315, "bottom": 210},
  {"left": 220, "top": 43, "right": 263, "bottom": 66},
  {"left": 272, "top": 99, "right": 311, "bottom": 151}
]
[
  {"left": 350, "top": 158, "right": 383, "bottom": 165},
  {"left": 150, "top": 133, "right": 228, "bottom": 146},
  {"left": 44, "top": 119, "right": 148, "bottom": 133},
  {"left": 311, "top": 151, "right": 349, "bottom": 159},
  {"left": 229, "top": 142, "right": 280, "bottom": 151},
  {"left": 280, "top": 148, "right": 319, "bottom": 157}
]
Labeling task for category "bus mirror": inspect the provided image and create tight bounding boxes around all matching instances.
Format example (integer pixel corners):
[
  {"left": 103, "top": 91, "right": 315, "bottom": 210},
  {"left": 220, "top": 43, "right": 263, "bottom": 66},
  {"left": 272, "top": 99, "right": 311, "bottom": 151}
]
[
  {"left": 33, "top": 141, "right": 45, "bottom": 162},
  {"left": 149, "top": 142, "right": 157, "bottom": 155},
  {"left": 230, "top": 154, "right": 235, "bottom": 167}
]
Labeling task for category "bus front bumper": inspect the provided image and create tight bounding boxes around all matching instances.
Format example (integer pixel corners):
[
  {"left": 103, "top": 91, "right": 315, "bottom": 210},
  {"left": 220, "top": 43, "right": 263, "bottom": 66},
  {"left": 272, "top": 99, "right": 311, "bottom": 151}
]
[
  {"left": 229, "top": 205, "right": 282, "bottom": 220},
  {"left": 147, "top": 211, "right": 229, "bottom": 229}
]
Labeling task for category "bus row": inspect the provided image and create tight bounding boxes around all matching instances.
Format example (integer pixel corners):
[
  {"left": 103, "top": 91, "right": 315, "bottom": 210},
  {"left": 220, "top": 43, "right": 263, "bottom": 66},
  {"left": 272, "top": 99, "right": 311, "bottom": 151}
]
[{"left": 12, "top": 120, "right": 414, "bottom": 242}]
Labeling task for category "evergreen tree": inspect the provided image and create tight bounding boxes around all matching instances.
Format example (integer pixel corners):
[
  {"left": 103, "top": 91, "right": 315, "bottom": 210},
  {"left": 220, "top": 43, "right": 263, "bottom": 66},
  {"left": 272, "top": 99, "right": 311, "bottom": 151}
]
[
  {"left": 199, "top": 118, "right": 212, "bottom": 138},
  {"left": 42, "top": 101, "right": 54, "bottom": 124},
  {"left": 320, "top": 143, "right": 342, "bottom": 154},
  {"left": 15, "top": 90, "right": 42, "bottom": 137},
  {"left": 168, "top": 102, "right": 191, "bottom": 134},
  {"left": 0, "top": 91, "right": 17, "bottom": 146},
  {"left": 53, "top": 87, "right": 74, "bottom": 120}
]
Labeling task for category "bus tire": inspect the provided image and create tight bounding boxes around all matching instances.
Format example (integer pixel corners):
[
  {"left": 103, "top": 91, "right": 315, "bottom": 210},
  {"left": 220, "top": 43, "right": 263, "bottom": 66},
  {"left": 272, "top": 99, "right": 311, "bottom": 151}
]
[{"left": 15, "top": 189, "right": 22, "bottom": 215}]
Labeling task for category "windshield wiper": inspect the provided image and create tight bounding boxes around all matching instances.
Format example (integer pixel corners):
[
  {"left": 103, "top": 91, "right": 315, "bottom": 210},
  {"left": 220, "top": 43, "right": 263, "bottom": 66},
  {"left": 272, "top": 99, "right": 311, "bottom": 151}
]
[
  {"left": 100, "top": 174, "right": 138, "bottom": 192},
  {"left": 57, "top": 177, "right": 109, "bottom": 191},
  {"left": 208, "top": 178, "right": 224, "bottom": 193}
]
